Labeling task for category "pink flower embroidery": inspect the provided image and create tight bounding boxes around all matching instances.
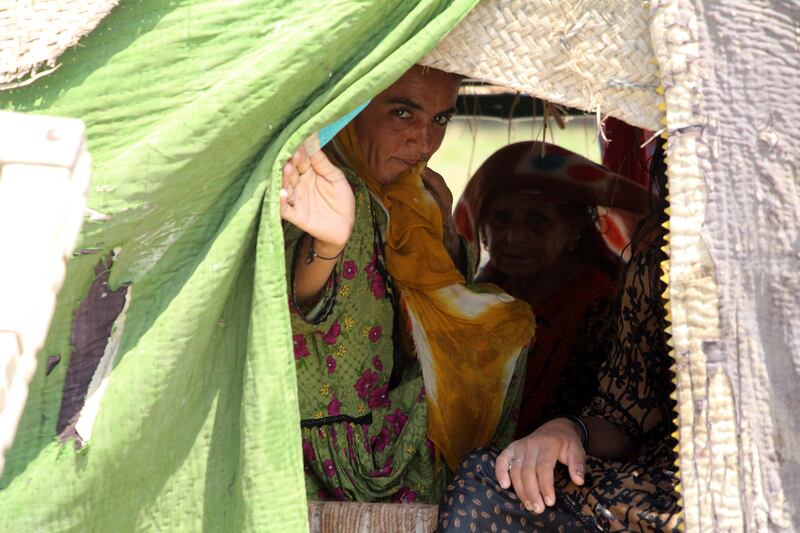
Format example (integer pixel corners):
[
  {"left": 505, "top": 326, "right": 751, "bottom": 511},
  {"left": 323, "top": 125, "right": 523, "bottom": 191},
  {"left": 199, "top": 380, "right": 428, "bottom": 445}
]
[
  {"left": 326, "top": 356, "right": 337, "bottom": 374},
  {"left": 370, "top": 456, "right": 394, "bottom": 477},
  {"left": 342, "top": 260, "right": 358, "bottom": 280},
  {"left": 368, "top": 325, "right": 382, "bottom": 343},
  {"left": 322, "top": 321, "right": 341, "bottom": 345},
  {"left": 371, "top": 426, "right": 392, "bottom": 453},
  {"left": 362, "top": 425, "right": 372, "bottom": 453},
  {"left": 370, "top": 274, "right": 386, "bottom": 300},
  {"left": 302, "top": 439, "right": 315, "bottom": 463},
  {"left": 322, "top": 459, "right": 337, "bottom": 478},
  {"left": 327, "top": 394, "right": 341, "bottom": 417},
  {"left": 368, "top": 383, "right": 390, "bottom": 409},
  {"left": 354, "top": 369, "right": 380, "bottom": 399},
  {"left": 424, "top": 438, "right": 435, "bottom": 458},
  {"left": 293, "top": 334, "right": 309, "bottom": 360},
  {"left": 392, "top": 487, "right": 418, "bottom": 503},
  {"left": 385, "top": 408, "right": 408, "bottom": 436},
  {"left": 372, "top": 355, "right": 384, "bottom": 371},
  {"left": 332, "top": 487, "right": 347, "bottom": 501}
]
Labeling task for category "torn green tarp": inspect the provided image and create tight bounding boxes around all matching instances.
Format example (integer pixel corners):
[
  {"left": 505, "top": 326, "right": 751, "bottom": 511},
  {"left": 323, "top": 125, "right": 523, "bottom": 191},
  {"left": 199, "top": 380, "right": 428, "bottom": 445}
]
[{"left": 0, "top": 1, "right": 477, "bottom": 530}]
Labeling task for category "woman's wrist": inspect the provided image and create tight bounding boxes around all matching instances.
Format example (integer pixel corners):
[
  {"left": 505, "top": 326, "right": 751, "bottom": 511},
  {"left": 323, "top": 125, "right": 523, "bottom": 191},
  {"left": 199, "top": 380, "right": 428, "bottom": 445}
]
[
  {"left": 561, "top": 415, "right": 590, "bottom": 448},
  {"left": 314, "top": 238, "right": 346, "bottom": 258},
  {"left": 303, "top": 236, "right": 346, "bottom": 265}
]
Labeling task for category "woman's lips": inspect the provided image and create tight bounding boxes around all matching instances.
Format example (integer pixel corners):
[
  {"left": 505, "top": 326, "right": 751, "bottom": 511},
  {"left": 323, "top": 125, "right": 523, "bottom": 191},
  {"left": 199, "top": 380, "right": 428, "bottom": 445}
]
[
  {"left": 498, "top": 254, "right": 538, "bottom": 264},
  {"left": 394, "top": 157, "right": 418, "bottom": 168}
]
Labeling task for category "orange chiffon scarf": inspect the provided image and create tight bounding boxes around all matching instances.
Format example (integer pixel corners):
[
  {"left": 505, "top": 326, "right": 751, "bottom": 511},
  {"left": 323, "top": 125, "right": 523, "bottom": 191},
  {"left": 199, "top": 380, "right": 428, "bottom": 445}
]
[{"left": 333, "top": 124, "right": 535, "bottom": 468}]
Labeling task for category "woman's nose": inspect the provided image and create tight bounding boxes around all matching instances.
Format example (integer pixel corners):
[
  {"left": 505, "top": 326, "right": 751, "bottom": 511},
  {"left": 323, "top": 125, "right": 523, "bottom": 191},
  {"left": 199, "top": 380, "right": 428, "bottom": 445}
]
[
  {"left": 507, "top": 225, "right": 533, "bottom": 244},
  {"left": 409, "top": 123, "right": 434, "bottom": 156}
]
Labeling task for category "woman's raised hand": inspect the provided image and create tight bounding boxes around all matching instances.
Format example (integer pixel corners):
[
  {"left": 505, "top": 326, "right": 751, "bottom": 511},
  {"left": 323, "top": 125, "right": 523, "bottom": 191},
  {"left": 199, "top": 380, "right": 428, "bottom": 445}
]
[
  {"left": 280, "top": 139, "right": 355, "bottom": 249},
  {"left": 495, "top": 418, "right": 586, "bottom": 515}
]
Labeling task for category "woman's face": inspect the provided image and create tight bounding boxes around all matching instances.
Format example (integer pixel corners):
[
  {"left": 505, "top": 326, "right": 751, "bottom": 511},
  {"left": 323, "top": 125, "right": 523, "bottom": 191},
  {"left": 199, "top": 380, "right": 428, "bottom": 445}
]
[
  {"left": 482, "top": 192, "right": 581, "bottom": 278},
  {"left": 353, "top": 66, "right": 460, "bottom": 185}
]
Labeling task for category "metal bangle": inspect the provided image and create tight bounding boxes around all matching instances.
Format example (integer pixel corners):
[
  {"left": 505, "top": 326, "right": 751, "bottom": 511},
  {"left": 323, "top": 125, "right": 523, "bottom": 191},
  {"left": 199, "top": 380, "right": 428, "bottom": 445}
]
[
  {"left": 564, "top": 415, "right": 590, "bottom": 449},
  {"left": 305, "top": 236, "right": 343, "bottom": 264}
]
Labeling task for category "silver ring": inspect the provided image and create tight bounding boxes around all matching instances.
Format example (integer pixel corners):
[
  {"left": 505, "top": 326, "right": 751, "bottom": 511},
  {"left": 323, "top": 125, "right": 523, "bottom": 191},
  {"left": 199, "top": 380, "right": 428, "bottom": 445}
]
[{"left": 507, "top": 457, "right": 522, "bottom": 471}]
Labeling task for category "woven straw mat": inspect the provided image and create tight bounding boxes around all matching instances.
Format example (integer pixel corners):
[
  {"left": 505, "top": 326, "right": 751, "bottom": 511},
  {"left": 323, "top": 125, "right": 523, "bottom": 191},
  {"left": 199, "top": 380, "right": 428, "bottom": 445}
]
[
  {"left": 420, "top": 0, "right": 664, "bottom": 131},
  {"left": 0, "top": 0, "right": 119, "bottom": 88}
]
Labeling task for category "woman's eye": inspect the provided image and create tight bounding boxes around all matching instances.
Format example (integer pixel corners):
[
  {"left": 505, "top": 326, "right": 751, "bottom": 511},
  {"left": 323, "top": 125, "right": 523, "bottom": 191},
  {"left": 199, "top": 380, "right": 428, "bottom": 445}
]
[
  {"left": 434, "top": 114, "right": 452, "bottom": 126},
  {"left": 490, "top": 211, "right": 512, "bottom": 226},
  {"left": 392, "top": 108, "right": 412, "bottom": 119},
  {"left": 526, "top": 213, "right": 549, "bottom": 229}
]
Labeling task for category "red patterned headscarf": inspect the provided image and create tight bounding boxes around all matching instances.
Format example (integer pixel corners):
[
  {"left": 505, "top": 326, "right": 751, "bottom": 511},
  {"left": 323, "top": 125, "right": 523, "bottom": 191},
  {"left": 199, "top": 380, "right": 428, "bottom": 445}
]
[{"left": 454, "top": 141, "right": 650, "bottom": 265}]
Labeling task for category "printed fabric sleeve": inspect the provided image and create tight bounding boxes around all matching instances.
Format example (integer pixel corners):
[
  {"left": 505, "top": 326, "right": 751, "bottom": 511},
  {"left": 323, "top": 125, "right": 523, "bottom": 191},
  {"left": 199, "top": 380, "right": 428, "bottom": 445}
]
[
  {"left": 582, "top": 242, "right": 671, "bottom": 444},
  {"left": 283, "top": 221, "right": 343, "bottom": 334}
]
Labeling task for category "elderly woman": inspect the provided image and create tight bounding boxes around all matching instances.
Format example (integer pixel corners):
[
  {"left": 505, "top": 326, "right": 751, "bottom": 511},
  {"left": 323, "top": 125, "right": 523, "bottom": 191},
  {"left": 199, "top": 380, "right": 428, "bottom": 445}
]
[
  {"left": 437, "top": 142, "right": 681, "bottom": 532},
  {"left": 455, "top": 141, "right": 649, "bottom": 437},
  {"left": 279, "top": 66, "right": 534, "bottom": 503}
]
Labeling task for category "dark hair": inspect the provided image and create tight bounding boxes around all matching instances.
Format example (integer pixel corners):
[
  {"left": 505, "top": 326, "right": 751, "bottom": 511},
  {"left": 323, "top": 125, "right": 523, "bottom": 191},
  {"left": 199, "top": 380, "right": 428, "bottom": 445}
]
[
  {"left": 596, "top": 139, "right": 670, "bottom": 346},
  {"left": 630, "top": 139, "right": 669, "bottom": 253}
]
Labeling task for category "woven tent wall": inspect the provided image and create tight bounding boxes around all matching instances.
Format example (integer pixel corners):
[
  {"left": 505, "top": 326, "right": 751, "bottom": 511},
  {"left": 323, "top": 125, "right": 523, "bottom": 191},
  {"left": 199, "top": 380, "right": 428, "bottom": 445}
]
[
  {"left": 419, "top": 0, "right": 663, "bottom": 131},
  {"left": 0, "top": 0, "right": 119, "bottom": 88},
  {"left": 650, "top": 0, "right": 800, "bottom": 531}
]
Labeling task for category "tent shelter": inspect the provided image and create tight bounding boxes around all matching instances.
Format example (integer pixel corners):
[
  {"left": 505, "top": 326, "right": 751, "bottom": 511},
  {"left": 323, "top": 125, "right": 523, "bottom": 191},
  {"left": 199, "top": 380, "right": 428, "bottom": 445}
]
[{"left": 1, "top": 1, "right": 798, "bottom": 531}]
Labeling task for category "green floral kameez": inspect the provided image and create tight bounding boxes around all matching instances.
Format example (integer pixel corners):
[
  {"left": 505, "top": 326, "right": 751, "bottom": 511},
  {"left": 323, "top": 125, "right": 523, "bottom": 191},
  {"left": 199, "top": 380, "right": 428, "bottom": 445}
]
[{"left": 285, "top": 174, "right": 522, "bottom": 503}]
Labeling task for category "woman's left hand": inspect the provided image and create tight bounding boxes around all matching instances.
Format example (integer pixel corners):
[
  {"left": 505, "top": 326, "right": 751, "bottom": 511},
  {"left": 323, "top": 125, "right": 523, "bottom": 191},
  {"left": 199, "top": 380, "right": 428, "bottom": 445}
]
[
  {"left": 421, "top": 167, "right": 462, "bottom": 263},
  {"left": 495, "top": 418, "right": 586, "bottom": 515}
]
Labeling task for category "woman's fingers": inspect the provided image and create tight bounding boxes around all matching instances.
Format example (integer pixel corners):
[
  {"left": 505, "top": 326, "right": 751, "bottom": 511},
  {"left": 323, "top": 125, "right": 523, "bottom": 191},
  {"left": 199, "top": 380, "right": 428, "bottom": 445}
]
[
  {"left": 302, "top": 132, "right": 321, "bottom": 156},
  {"left": 279, "top": 188, "right": 295, "bottom": 221},
  {"left": 292, "top": 144, "right": 311, "bottom": 176},
  {"left": 536, "top": 454, "right": 557, "bottom": 507},
  {"left": 495, "top": 445, "right": 516, "bottom": 489},
  {"left": 309, "top": 149, "right": 346, "bottom": 184},
  {"left": 565, "top": 441, "right": 587, "bottom": 486},
  {"left": 508, "top": 459, "right": 531, "bottom": 509},
  {"left": 500, "top": 443, "right": 547, "bottom": 513},
  {"left": 283, "top": 160, "right": 300, "bottom": 191},
  {"left": 281, "top": 160, "right": 299, "bottom": 222},
  {"left": 492, "top": 420, "right": 589, "bottom": 518},
  {"left": 521, "top": 460, "right": 547, "bottom": 514}
]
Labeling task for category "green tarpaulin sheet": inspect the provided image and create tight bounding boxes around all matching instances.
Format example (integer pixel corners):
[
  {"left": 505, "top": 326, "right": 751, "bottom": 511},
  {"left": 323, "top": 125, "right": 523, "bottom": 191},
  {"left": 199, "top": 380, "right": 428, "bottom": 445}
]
[{"left": 0, "top": 1, "right": 477, "bottom": 530}]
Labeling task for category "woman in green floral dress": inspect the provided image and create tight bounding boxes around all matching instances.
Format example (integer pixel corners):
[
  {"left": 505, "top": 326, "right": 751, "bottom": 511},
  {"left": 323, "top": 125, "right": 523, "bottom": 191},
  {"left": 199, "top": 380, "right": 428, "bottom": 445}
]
[
  {"left": 281, "top": 66, "right": 532, "bottom": 503},
  {"left": 286, "top": 175, "right": 442, "bottom": 502}
]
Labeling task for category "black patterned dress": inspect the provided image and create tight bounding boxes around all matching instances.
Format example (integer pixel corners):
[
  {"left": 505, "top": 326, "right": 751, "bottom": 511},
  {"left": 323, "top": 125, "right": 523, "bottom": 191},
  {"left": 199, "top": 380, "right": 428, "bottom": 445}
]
[{"left": 436, "top": 231, "right": 682, "bottom": 532}]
